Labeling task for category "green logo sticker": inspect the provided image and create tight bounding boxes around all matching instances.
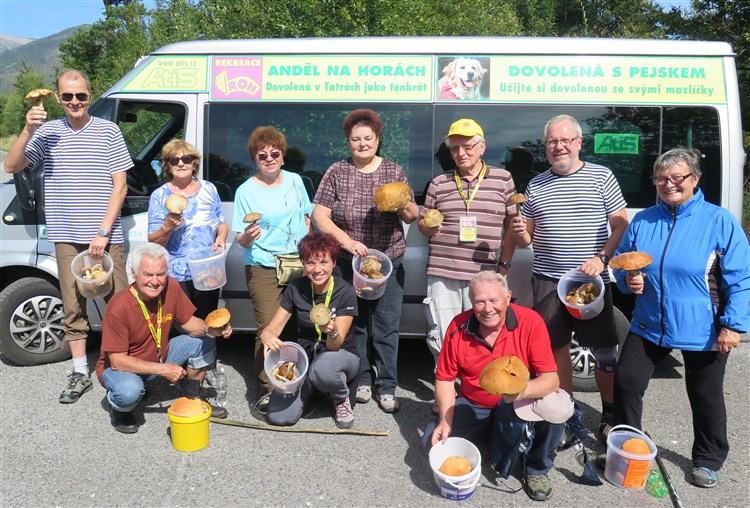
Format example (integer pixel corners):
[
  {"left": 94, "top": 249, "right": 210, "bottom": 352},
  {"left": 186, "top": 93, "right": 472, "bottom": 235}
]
[{"left": 595, "top": 133, "right": 640, "bottom": 154}]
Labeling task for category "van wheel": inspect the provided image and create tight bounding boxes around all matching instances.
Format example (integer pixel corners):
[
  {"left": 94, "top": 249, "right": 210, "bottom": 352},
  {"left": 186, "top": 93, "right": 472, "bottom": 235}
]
[
  {"left": 0, "top": 277, "right": 70, "bottom": 365},
  {"left": 571, "top": 307, "right": 629, "bottom": 392}
]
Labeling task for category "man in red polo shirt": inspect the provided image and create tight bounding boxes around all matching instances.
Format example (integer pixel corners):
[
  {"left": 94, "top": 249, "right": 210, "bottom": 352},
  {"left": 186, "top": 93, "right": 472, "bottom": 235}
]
[{"left": 421, "top": 271, "right": 571, "bottom": 502}]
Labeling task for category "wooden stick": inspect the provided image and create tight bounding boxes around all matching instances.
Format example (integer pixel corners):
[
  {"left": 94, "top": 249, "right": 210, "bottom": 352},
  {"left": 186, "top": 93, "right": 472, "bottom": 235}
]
[{"left": 211, "top": 417, "right": 389, "bottom": 436}]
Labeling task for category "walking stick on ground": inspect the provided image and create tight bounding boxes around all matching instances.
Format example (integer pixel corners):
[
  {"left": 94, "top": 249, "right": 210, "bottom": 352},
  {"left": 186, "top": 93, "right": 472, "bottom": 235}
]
[
  {"left": 211, "top": 417, "right": 389, "bottom": 436},
  {"left": 646, "top": 432, "right": 685, "bottom": 508}
]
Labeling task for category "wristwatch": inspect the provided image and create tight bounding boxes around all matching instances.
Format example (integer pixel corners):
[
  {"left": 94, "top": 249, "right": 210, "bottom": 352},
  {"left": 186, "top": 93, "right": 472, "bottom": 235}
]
[
  {"left": 328, "top": 330, "right": 340, "bottom": 340},
  {"left": 498, "top": 261, "right": 512, "bottom": 270},
  {"left": 97, "top": 228, "right": 111, "bottom": 238},
  {"left": 597, "top": 253, "right": 610, "bottom": 266}
]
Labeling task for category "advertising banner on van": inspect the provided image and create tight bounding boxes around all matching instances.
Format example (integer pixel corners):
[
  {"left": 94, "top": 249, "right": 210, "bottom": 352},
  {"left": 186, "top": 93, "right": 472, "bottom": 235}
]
[
  {"left": 212, "top": 55, "right": 433, "bottom": 102},
  {"left": 486, "top": 55, "right": 727, "bottom": 104},
  {"left": 121, "top": 56, "right": 209, "bottom": 92}
]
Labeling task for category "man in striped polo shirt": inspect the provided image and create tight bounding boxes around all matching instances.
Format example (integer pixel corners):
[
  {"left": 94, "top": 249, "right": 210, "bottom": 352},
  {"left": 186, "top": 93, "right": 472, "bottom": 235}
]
[
  {"left": 511, "top": 114, "right": 628, "bottom": 445},
  {"left": 418, "top": 119, "right": 516, "bottom": 373},
  {"left": 5, "top": 69, "right": 132, "bottom": 403}
]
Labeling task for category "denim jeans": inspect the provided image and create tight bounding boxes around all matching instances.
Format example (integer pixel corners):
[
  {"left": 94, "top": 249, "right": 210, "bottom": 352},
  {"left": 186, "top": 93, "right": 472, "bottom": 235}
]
[
  {"left": 420, "top": 396, "right": 565, "bottom": 477},
  {"left": 336, "top": 255, "right": 404, "bottom": 396},
  {"left": 101, "top": 334, "right": 216, "bottom": 412}
]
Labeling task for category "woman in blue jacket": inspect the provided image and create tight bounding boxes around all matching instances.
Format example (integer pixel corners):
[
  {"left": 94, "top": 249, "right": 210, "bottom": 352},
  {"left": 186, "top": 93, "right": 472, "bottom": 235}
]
[{"left": 612, "top": 147, "right": 749, "bottom": 489}]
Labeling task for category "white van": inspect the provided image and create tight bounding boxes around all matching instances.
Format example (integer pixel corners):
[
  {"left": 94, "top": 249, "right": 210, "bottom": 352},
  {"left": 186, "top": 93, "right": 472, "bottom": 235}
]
[{"left": 1, "top": 37, "right": 744, "bottom": 389}]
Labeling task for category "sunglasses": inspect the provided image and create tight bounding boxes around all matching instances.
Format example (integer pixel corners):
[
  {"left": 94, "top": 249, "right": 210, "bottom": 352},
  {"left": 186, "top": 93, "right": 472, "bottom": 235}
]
[
  {"left": 166, "top": 155, "right": 195, "bottom": 165},
  {"left": 59, "top": 92, "right": 90, "bottom": 102},
  {"left": 257, "top": 151, "right": 282, "bottom": 162}
]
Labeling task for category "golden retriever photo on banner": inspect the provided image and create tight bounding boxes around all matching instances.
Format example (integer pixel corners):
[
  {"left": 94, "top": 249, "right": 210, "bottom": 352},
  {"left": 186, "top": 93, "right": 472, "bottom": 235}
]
[{"left": 437, "top": 56, "right": 489, "bottom": 100}]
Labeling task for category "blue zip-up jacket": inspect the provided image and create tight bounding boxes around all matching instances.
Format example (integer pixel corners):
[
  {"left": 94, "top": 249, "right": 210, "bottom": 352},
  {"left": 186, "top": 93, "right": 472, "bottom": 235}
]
[{"left": 614, "top": 189, "right": 750, "bottom": 351}]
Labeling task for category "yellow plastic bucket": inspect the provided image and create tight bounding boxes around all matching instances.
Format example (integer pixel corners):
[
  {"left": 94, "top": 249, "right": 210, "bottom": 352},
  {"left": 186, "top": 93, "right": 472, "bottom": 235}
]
[{"left": 167, "top": 401, "right": 211, "bottom": 452}]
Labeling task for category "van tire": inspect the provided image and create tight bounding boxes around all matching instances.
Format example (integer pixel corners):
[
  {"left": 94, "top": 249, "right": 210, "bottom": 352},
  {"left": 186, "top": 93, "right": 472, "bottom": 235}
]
[
  {"left": 0, "top": 277, "right": 71, "bottom": 366},
  {"left": 571, "top": 306, "right": 630, "bottom": 392}
]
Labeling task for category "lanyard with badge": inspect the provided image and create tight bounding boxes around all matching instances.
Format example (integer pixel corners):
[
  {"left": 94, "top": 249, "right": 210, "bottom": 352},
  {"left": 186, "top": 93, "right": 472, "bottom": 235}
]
[
  {"left": 311, "top": 278, "right": 335, "bottom": 357},
  {"left": 130, "top": 287, "right": 164, "bottom": 362},
  {"left": 453, "top": 162, "right": 487, "bottom": 242}
]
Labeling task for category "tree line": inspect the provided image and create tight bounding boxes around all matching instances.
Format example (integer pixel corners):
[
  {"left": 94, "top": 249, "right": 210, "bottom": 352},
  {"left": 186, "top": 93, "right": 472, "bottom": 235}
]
[{"left": 1, "top": 0, "right": 747, "bottom": 141}]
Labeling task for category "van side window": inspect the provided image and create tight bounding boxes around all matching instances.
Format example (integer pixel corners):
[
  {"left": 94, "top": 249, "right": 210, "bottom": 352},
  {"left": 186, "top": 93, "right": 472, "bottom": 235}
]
[
  {"left": 434, "top": 105, "right": 722, "bottom": 208},
  {"left": 205, "top": 103, "right": 433, "bottom": 203}
]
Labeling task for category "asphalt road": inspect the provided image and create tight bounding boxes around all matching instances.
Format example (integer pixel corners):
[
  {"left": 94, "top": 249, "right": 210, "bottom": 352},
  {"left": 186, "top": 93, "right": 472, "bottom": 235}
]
[{"left": 1, "top": 335, "right": 748, "bottom": 507}]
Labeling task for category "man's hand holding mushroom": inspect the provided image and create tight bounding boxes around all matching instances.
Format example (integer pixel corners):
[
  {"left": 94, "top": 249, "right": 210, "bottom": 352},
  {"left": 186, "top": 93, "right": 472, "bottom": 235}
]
[{"left": 23, "top": 89, "right": 54, "bottom": 132}]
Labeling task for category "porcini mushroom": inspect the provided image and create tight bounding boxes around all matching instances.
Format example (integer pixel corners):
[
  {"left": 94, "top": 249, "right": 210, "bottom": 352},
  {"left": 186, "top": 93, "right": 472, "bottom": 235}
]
[
  {"left": 609, "top": 251, "right": 653, "bottom": 277},
  {"left": 508, "top": 194, "right": 528, "bottom": 217},
  {"left": 165, "top": 194, "right": 188, "bottom": 214},
  {"left": 243, "top": 212, "right": 263, "bottom": 224},
  {"left": 24, "top": 88, "right": 54, "bottom": 108},
  {"left": 310, "top": 303, "right": 332, "bottom": 326},
  {"left": 205, "top": 308, "right": 231, "bottom": 329}
]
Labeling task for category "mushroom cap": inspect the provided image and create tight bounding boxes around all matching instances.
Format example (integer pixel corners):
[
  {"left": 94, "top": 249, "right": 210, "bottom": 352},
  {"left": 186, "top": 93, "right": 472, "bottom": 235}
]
[
  {"left": 309, "top": 303, "right": 332, "bottom": 326},
  {"left": 374, "top": 181, "right": 412, "bottom": 212},
  {"left": 243, "top": 212, "right": 263, "bottom": 224},
  {"left": 423, "top": 208, "right": 444, "bottom": 228},
  {"left": 165, "top": 193, "right": 188, "bottom": 214},
  {"left": 205, "top": 308, "right": 231, "bottom": 328},
  {"left": 24, "top": 88, "right": 54, "bottom": 104},
  {"left": 479, "top": 355, "right": 530, "bottom": 395},
  {"left": 439, "top": 456, "right": 473, "bottom": 477},
  {"left": 168, "top": 397, "right": 207, "bottom": 417},
  {"left": 507, "top": 194, "right": 528, "bottom": 205},
  {"left": 609, "top": 251, "right": 653, "bottom": 271}
]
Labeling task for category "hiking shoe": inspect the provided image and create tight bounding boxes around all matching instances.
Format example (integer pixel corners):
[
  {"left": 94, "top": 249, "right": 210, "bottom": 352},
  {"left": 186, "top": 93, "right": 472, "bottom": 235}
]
[
  {"left": 523, "top": 473, "right": 552, "bottom": 501},
  {"left": 355, "top": 385, "right": 372, "bottom": 404},
  {"left": 111, "top": 410, "right": 138, "bottom": 434},
  {"left": 378, "top": 393, "right": 400, "bottom": 413},
  {"left": 333, "top": 398, "right": 354, "bottom": 429},
  {"left": 690, "top": 466, "right": 718, "bottom": 488},
  {"left": 59, "top": 372, "right": 93, "bottom": 404},
  {"left": 598, "top": 421, "right": 614, "bottom": 444},
  {"left": 251, "top": 393, "right": 271, "bottom": 420},
  {"left": 207, "top": 400, "right": 228, "bottom": 419},
  {"left": 556, "top": 428, "right": 582, "bottom": 452}
]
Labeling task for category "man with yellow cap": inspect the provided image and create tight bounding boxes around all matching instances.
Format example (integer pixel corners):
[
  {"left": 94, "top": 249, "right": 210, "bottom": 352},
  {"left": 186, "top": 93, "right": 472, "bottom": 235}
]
[{"left": 418, "top": 119, "right": 517, "bottom": 378}]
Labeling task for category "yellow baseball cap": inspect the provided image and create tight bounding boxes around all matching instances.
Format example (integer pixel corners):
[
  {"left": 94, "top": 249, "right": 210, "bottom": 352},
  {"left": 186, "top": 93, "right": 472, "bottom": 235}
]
[{"left": 445, "top": 118, "right": 484, "bottom": 139}]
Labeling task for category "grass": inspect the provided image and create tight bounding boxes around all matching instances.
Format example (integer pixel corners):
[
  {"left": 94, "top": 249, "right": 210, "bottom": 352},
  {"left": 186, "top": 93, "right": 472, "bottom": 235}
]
[{"left": 0, "top": 134, "right": 17, "bottom": 152}]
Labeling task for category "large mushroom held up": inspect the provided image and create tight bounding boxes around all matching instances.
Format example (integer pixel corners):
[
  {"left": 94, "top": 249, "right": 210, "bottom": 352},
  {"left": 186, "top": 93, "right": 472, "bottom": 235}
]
[
  {"left": 24, "top": 88, "right": 54, "bottom": 108},
  {"left": 508, "top": 193, "right": 528, "bottom": 217},
  {"left": 609, "top": 251, "right": 653, "bottom": 277}
]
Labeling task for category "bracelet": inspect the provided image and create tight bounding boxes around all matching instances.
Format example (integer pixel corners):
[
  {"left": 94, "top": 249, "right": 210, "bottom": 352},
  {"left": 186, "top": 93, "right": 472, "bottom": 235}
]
[
  {"left": 204, "top": 326, "right": 216, "bottom": 338},
  {"left": 498, "top": 261, "right": 512, "bottom": 270}
]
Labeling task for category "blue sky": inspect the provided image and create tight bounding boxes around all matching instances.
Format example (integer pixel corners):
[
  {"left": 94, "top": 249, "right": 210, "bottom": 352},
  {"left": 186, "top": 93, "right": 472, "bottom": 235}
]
[{"left": 3, "top": 0, "right": 691, "bottom": 40}]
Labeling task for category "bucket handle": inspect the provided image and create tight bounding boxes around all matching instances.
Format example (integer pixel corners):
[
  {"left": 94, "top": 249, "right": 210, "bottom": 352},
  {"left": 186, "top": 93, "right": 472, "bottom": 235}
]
[
  {"left": 609, "top": 424, "right": 647, "bottom": 438},
  {"left": 443, "top": 473, "right": 481, "bottom": 490}
]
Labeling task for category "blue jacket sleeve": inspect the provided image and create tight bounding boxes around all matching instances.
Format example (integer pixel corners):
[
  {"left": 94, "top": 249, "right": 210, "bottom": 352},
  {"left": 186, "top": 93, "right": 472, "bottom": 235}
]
[{"left": 716, "top": 210, "right": 750, "bottom": 333}]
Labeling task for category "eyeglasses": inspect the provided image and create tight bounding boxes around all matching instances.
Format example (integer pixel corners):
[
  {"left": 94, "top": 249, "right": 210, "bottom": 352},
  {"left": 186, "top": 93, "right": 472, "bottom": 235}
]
[
  {"left": 59, "top": 92, "right": 90, "bottom": 102},
  {"left": 166, "top": 155, "right": 195, "bottom": 166},
  {"left": 257, "top": 151, "right": 282, "bottom": 161},
  {"left": 449, "top": 140, "right": 482, "bottom": 154},
  {"left": 544, "top": 136, "right": 580, "bottom": 148},
  {"left": 653, "top": 173, "right": 693, "bottom": 186}
]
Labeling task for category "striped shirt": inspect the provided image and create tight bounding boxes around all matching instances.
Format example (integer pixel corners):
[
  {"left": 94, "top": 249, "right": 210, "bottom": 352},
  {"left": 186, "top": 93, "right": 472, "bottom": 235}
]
[
  {"left": 314, "top": 158, "right": 414, "bottom": 260},
  {"left": 521, "top": 162, "right": 626, "bottom": 282},
  {"left": 24, "top": 117, "right": 132, "bottom": 244},
  {"left": 422, "top": 164, "right": 515, "bottom": 280}
]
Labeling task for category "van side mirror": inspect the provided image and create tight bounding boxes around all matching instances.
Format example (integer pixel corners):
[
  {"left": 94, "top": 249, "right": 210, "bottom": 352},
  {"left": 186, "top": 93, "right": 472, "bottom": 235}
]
[{"left": 13, "top": 169, "right": 36, "bottom": 211}]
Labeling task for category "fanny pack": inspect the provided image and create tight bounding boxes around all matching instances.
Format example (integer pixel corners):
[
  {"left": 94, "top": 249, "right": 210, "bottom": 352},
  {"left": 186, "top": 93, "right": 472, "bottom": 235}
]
[{"left": 275, "top": 253, "right": 304, "bottom": 286}]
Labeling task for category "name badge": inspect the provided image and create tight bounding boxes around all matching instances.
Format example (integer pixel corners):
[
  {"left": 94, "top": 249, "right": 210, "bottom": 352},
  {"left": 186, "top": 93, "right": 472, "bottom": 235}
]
[{"left": 459, "top": 215, "right": 478, "bottom": 242}]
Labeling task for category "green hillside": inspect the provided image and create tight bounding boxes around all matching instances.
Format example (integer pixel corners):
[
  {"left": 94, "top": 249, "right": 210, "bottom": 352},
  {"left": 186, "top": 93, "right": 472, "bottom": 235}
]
[{"left": 0, "top": 25, "right": 89, "bottom": 93}]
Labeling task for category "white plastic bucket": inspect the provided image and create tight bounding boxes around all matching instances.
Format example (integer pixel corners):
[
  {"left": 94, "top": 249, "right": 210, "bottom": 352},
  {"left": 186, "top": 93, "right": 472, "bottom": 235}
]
[
  {"left": 351, "top": 249, "right": 393, "bottom": 300},
  {"left": 428, "top": 437, "right": 482, "bottom": 501},
  {"left": 264, "top": 341, "right": 309, "bottom": 394},
  {"left": 604, "top": 425, "right": 657, "bottom": 489},
  {"left": 186, "top": 247, "right": 227, "bottom": 291},
  {"left": 71, "top": 251, "right": 114, "bottom": 299},
  {"left": 557, "top": 268, "right": 605, "bottom": 320}
]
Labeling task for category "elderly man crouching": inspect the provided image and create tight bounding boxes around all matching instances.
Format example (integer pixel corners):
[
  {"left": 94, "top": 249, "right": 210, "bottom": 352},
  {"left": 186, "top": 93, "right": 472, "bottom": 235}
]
[
  {"left": 94, "top": 243, "right": 232, "bottom": 434},
  {"left": 420, "top": 271, "right": 572, "bottom": 501}
]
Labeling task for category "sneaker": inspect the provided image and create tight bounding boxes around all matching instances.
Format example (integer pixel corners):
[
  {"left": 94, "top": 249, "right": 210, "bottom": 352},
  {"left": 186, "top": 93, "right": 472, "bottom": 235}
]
[
  {"left": 598, "top": 421, "right": 614, "bottom": 444},
  {"left": 690, "top": 466, "right": 718, "bottom": 488},
  {"left": 556, "top": 428, "right": 582, "bottom": 452},
  {"left": 111, "top": 410, "right": 138, "bottom": 434},
  {"left": 333, "top": 398, "right": 354, "bottom": 429},
  {"left": 378, "top": 393, "right": 400, "bottom": 413},
  {"left": 523, "top": 473, "right": 553, "bottom": 501},
  {"left": 355, "top": 386, "right": 372, "bottom": 404},
  {"left": 252, "top": 393, "right": 271, "bottom": 420},
  {"left": 59, "top": 372, "right": 93, "bottom": 404}
]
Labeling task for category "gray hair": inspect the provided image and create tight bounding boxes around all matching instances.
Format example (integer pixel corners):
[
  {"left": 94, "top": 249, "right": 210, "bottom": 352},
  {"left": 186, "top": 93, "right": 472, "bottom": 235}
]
[
  {"left": 544, "top": 114, "right": 582, "bottom": 139},
  {"left": 653, "top": 147, "right": 702, "bottom": 179},
  {"left": 129, "top": 242, "right": 169, "bottom": 275},
  {"left": 468, "top": 270, "right": 510, "bottom": 302}
]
